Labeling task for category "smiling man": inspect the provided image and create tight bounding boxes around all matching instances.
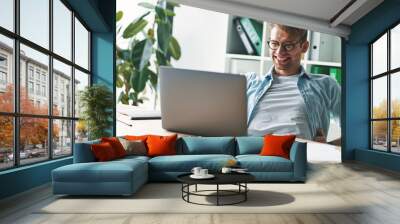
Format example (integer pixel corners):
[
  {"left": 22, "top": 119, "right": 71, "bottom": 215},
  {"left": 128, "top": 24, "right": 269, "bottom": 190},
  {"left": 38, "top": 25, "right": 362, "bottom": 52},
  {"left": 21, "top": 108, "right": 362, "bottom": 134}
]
[{"left": 246, "top": 24, "right": 341, "bottom": 143}]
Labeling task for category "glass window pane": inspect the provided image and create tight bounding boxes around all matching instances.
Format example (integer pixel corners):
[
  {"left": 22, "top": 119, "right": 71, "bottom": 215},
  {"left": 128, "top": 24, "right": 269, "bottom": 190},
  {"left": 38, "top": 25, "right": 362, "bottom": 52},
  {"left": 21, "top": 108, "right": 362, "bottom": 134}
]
[
  {"left": 53, "top": 119, "right": 72, "bottom": 157},
  {"left": 391, "top": 72, "right": 400, "bottom": 118},
  {"left": 0, "top": 0, "right": 14, "bottom": 31},
  {"left": 0, "top": 34, "right": 14, "bottom": 112},
  {"left": 53, "top": 0, "right": 72, "bottom": 60},
  {"left": 53, "top": 59, "right": 72, "bottom": 117},
  {"left": 20, "top": 117, "right": 49, "bottom": 165},
  {"left": 391, "top": 120, "right": 400, "bottom": 153},
  {"left": 75, "top": 120, "right": 88, "bottom": 143},
  {"left": 20, "top": 44, "right": 49, "bottom": 115},
  {"left": 20, "top": 0, "right": 49, "bottom": 49},
  {"left": 391, "top": 24, "right": 400, "bottom": 70},
  {"left": 74, "top": 69, "right": 89, "bottom": 118},
  {"left": 372, "top": 77, "right": 387, "bottom": 119},
  {"left": 372, "top": 33, "right": 387, "bottom": 76},
  {"left": 75, "top": 18, "right": 89, "bottom": 70},
  {"left": 0, "top": 116, "right": 14, "bottom": 170},
  {"left": 372, "top": 121, "right": 387, "bottom": 151}
]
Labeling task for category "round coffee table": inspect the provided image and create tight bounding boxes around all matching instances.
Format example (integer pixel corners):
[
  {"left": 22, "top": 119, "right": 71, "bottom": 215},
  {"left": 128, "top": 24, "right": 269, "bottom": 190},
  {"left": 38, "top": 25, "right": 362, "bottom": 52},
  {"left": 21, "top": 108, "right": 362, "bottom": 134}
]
[{"left": 177, "top": 172, "right": 255, "bottom": 206}]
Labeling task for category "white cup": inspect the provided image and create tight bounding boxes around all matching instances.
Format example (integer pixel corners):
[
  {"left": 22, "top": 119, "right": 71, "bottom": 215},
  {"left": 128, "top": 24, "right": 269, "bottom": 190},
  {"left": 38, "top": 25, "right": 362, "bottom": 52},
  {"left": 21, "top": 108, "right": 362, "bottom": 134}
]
[
  {"left": 191, "top": 167, "right": 202, "bottom": 176},
  {"left": 221, "top": 167, "right": 232, "bottom": 174},
  {"left": 200, "top": 169, "right": 208, "bottom": 176}
]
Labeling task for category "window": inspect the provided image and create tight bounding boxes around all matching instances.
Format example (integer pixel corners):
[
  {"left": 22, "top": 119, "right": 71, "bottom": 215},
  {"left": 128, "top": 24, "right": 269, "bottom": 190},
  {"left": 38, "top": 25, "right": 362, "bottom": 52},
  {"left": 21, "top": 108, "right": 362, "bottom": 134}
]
[
  {"left": 0, "top": 55, "right": 7, "bottom": 67},
  {"left": 75, "top": 18, "right": 89, "bottom": 70},
  {"left": 0, "top": 34, "right": 13, "bottom": 113},
  {"left": 28, "top": 81, "right": 34, "bottom": 94},
  {"left": 371, "top": 23, "right": 400, "bottom": 154},
  {"left": 0, "top": 0, "right": 14, "bottom": 31},
  {"left": 36, "top": 83, "right": 40, "bottom": 95},
  {"left": 42, "top": 85, "right": 46, "bottom": 97},
  {"left": 0, "top": 0, "right": 91, "bottom": 170},
  {"left": 53, "top": 0, "right": 72, "bottom": 60},
  {"left": 29, "top": 67, "right": 34, "bottom": 80},
  {"left": 0, "top": 71, "right": 6, "bottom": 85},
  {"left": 20, "top": 0, "right": 49, "bottom": 49}
]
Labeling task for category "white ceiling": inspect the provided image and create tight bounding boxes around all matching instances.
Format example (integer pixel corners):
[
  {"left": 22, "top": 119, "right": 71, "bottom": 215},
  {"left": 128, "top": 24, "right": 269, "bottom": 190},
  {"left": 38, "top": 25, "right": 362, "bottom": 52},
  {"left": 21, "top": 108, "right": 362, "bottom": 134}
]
[{"left": 170, "top": 0, "right": 384, "bottom": 38}]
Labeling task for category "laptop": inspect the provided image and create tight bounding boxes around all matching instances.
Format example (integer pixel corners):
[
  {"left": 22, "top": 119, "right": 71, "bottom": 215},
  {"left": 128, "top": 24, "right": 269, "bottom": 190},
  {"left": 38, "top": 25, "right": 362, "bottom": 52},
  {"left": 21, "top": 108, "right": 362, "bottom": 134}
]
[{"left": 159, "top": 66, "right": 247, "bottom": 136}]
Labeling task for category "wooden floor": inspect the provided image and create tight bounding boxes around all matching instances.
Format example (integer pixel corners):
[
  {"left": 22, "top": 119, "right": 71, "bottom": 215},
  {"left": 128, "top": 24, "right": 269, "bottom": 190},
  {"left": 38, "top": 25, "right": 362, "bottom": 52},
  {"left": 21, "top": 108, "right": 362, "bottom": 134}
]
[{"left": 1, "top": 161, "right": 400, "bottom": 224}]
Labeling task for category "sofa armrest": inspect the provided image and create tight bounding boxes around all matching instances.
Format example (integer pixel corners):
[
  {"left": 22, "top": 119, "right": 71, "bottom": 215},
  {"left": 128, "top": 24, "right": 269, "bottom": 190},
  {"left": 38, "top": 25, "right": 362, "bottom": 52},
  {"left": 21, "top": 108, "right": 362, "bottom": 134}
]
[
  {"left": 289, "top": 141, "right": 307, "bottom": 181},
  {"left": 73, "top": 141, "right": 99, "bottom": 163}
]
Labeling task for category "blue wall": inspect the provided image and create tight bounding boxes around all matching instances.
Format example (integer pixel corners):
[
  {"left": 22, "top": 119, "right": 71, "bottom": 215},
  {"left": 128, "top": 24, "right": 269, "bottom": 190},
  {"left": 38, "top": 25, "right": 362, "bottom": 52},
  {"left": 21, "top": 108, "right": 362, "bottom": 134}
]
[
  {"left": 0, "top": 0, "right": 116, "bottom": 200},
  {"left": 345, "top": 0, "right": 400, "bottom": 171}
]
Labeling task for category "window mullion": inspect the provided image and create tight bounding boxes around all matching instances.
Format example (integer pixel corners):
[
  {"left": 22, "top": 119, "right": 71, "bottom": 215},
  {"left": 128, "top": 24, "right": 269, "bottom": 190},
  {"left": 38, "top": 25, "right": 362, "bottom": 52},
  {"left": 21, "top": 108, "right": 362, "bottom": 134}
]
[{"left": 388, "top": 30, "right": 391, "bottom": 152}]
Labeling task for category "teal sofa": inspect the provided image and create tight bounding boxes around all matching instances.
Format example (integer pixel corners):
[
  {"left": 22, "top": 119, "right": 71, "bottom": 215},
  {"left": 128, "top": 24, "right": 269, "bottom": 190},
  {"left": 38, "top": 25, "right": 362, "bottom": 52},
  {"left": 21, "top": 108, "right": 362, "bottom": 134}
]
[{"left": 52, "top": 136, "right": 307, "bottom": 196}]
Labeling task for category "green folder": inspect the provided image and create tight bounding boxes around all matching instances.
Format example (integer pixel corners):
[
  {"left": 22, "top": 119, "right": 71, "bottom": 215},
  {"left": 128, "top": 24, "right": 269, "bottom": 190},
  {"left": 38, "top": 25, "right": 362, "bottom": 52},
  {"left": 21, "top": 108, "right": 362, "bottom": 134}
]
[
  {"left": 310, "top": 65, "right": 341, "bottom": 85},
  {"left": 239, "top": 18, "right": 263, "bottom": 56}
]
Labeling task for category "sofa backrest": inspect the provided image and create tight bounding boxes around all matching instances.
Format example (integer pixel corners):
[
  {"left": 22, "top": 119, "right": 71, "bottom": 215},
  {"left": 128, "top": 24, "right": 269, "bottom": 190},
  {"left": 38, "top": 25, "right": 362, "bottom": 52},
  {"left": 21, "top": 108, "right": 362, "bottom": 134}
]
[
  {"left": 235, "top": 136, "right": 263, "bottom": 155},
  {"left": 177, "top": 137, "right": 236, "bottom": 155}
]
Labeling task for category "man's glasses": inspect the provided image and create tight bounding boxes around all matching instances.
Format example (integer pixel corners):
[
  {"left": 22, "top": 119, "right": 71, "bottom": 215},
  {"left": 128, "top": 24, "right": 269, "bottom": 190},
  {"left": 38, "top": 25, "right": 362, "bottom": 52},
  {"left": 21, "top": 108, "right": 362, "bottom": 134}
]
[{"left": 267, "top": 39, "right": 302, "bottom": 51}]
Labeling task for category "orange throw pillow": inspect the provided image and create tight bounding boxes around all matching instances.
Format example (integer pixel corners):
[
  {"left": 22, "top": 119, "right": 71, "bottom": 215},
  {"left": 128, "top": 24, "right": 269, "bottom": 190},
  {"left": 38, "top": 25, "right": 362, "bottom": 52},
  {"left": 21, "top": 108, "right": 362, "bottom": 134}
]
[
  {"left": 101, "top": 137, "right": 127, "bottom": 158},
  {"left": 146, "top": 134, "right": 177, "bottom": 157},
  {"left": 259, "top": 134, "right": 296, "bottom": 159},
  {"left": 91, "top": 142, "right": 117, "bottom": 161}
]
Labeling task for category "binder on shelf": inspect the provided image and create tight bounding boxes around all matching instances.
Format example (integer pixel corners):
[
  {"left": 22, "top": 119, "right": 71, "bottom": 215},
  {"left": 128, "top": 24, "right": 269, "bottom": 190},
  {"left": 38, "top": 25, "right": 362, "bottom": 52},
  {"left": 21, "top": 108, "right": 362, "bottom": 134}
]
[
  {"left": 329, "top": 67, "right": 342, "bottom": 85},
  {"left": 239, "top": 17, "right": 263, "bottom": 56},
  {"left": 234, "top": 18, "right": 255, "bottom": 55},
  {"left": 310, "top": 65, "right": 342, "bottom": 85}
]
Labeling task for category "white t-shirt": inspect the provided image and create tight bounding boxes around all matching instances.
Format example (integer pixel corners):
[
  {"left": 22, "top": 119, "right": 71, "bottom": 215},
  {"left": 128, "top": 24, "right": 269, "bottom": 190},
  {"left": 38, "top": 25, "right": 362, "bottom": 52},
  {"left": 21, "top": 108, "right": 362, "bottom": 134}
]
[{"left": 248, "top": 74, "right": 312, "bottom": 139}]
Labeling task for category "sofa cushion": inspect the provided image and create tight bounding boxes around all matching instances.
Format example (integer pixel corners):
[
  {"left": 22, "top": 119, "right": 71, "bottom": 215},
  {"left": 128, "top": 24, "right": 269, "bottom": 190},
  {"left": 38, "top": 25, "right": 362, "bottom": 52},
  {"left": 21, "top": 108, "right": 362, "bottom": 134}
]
[
  {"left": 147, "top": 134, "right": 178, "bottom": 157},
  {"left": 179, "top": 137, "right": 235, "bottom": 155},
  {"left": 91, "top": 142, "right": 118, "bottom": 161},
  {"left": 53, "top": 159, "right": 147, "bottom": 183},
  {"left": 118, "top": 138, "right": 147, "bottom": 156},
  {"left": 236, "top": 137, "right": 263, "bottom": 155},
  {"left": 101, "top": 137, "right": 127, "bottom": 158},
  {"left": 148, "top": 154, "right": 235, "bottom": 172},
  {"left": 260, "top": 135, "right": 296, "bottom": 159},
  {"left": 236, "top": 155, "right": 293, "bottom": 172}
]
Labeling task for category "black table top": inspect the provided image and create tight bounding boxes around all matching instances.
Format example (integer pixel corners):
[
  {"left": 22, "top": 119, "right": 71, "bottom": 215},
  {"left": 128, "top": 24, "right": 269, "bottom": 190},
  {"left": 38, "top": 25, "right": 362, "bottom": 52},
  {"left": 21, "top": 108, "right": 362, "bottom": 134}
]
[{"left": 177, "top": 172, "right": 255, "bottom": 185}]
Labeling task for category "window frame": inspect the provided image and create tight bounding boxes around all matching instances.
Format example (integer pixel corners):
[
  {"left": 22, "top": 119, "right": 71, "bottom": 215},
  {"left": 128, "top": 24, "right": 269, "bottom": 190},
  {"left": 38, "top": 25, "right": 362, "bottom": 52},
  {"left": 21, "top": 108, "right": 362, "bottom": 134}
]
[
  {"left": 370, "top": 20, "right": 400, "bottom": 154},
  {"left": 0, "top": 0, "right": 92, "bottom": 171}
]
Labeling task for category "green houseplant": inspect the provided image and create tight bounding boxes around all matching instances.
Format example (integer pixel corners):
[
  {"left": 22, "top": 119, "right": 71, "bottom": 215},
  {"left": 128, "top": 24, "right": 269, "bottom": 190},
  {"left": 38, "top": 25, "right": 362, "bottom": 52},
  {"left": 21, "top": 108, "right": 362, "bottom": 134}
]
[
  {"left": 116, "top": 0, "right": 181, "bottom": 106},
  {"left": 79, "top": 84, "right": 113, "bottom": 140}
]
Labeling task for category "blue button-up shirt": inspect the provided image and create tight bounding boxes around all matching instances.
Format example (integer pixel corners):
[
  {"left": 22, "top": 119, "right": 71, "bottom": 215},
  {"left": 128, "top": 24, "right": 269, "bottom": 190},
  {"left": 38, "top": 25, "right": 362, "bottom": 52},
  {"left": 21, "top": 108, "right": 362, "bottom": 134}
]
[{"left": 246, "top": 66, "right": 341, "bottom": 139}]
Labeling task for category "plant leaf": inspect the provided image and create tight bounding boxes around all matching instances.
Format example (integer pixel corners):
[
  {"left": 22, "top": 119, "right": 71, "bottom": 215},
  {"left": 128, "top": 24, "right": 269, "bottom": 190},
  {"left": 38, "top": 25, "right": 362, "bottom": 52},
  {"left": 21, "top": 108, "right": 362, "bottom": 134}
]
[
  {"left": 130, "top": 69, "right": 149, "bottom": 93},
  {"left": 116, "top": 75, "right": 124, "bottom": 88},
  {"left": 157, "top": 21, "right": 171, "bottom": 53},
  {"left": 156, "top": 50, "right": 167, "bottom": 66},
  {"left": 118, "top": 91, "right": 129, "bottom": 104},
  {"left": 123, "top": 18, "right": 148, "bottom": 39},
  {"left": 146, "top": 68, "right": 157, "bottom": 88},
  {"left": 116, "top": 11, "right": 123, "bottom": 22},
  {"left": 138, "top": 2, "right": 155, "bottom": 9},
  {"left": 164, "top": 9, "right": 175, "bottom": 17},
  {"left": 131, "top": 39, "right": 153, "bottom": 71},
  {"left": 155, "top": 6, "right": 166, "bottom": 21},
  {"left": 168, "top": 36, "right": 181, "bottom": 60}
]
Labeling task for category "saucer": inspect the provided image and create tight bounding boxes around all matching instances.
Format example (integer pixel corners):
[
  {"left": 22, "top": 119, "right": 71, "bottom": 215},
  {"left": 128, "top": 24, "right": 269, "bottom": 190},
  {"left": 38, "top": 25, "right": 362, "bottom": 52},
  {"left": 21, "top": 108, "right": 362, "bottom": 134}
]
[{"left": 190, "top": 174, "right": 215, "bottom": 179}]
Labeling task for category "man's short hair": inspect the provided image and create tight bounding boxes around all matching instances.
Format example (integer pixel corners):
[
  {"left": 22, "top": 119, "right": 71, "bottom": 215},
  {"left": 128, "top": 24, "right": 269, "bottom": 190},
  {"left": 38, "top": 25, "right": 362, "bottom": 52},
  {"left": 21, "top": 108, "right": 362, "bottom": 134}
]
[{"left": 270, "top": 24, "right": 308, "bottom": 42}]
